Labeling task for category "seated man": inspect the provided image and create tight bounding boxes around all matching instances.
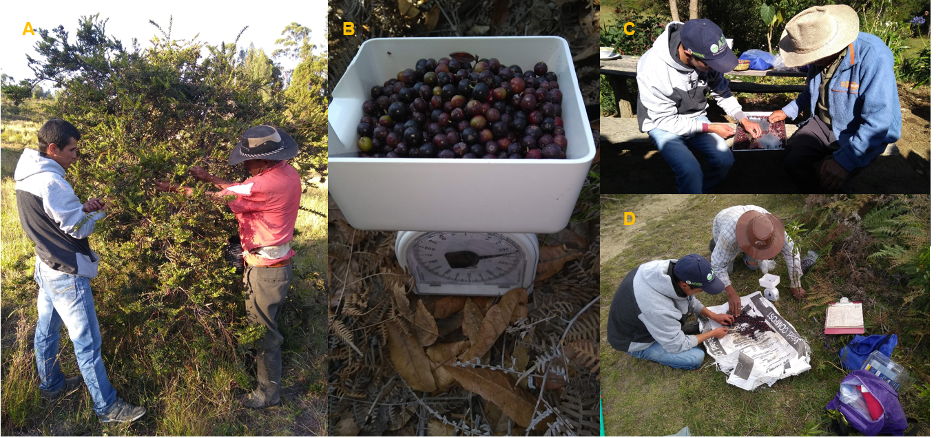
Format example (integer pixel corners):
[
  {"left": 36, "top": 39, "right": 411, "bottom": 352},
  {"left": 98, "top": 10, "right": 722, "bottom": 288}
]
[
  {"left": 607, "top": 254, "right": 733, "bottom": 370},
  {"left": 769, "top": 5, "right": 901, "bottom": 193},
  {"left": 709, "top": 205, "right": 806, "bottom": 316},
  {"left": 636, "top": 18, "right": 762, "bottom": 193}
]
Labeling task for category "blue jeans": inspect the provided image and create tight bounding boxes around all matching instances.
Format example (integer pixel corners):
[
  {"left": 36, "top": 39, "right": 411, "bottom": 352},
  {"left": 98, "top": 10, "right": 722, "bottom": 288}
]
[
  {"left": 34, "top": 258, "right": 116, "bottom": 415},
  {"left": 627, "top": 342, "right": 706, "bottom": 370},
  {"left": 648, "top": 116, "right": 735, "bottom": 193}
]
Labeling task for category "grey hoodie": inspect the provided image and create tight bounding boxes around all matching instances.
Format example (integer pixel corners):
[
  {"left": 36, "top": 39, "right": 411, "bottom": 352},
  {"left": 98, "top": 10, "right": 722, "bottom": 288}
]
[
  {"left": 607, "top": 259, "right": 705, "bottom": 353},
  {"left": 14, "top": 148, "right": 105, "bottom": 278},
  {"left": 636, "top": 22, "right": 746, "bottom": 135}
]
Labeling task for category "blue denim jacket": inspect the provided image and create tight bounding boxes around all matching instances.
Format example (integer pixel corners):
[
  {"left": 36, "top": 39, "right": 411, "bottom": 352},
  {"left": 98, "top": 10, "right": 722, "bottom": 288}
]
[{"left": 781, "top": 32, "right": 902, "bottom": 172}]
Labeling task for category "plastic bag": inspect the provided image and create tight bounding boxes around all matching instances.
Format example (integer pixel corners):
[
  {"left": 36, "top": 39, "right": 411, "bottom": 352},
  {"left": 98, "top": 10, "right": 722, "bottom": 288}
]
[
  {"left": 738, "top": 49, "right": 775, "bottom": 70},
  {"left": 772, "top": 52, "right": 800, "bottom": 72},
  {"left": 840, "top": 334, "right": 898, "bottom": 372},
  {"left": 758, "top": 259, "right": 777, "bottom": 274},
  {"left": 840, "top": 383, "right": 872, "bottom": 421}
]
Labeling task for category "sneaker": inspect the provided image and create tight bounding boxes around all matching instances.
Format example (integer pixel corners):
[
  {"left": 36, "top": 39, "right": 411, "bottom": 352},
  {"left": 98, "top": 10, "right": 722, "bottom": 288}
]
[
  {"left": 40, "top": 375, "right": 83, "bottom": 400},
  {"left": 98, "top": 398, "right": 146, "bottom": 423}
]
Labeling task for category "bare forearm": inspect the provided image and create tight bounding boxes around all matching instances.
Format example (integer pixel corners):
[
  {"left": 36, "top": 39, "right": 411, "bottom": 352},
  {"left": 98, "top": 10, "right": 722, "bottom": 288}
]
[{"left": 204, "top": 175, "right": 235, "bottom": 190}]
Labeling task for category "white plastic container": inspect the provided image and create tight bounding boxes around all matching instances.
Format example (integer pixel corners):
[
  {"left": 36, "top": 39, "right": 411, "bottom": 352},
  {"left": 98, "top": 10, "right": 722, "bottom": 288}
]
[{"left": 327, "top": 37, "right": 596, "bottom": 233}]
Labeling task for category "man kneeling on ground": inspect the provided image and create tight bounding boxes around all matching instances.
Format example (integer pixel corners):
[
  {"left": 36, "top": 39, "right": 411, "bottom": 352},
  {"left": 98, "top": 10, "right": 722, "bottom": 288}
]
[{"left": 607, "top": 254, "right": 734, "bottom": 370}]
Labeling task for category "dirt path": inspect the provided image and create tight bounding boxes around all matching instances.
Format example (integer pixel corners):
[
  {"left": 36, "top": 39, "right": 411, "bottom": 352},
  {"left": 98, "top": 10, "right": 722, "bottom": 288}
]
[{"left": 600, "top": 194, "right": 690, "bottom": 265}]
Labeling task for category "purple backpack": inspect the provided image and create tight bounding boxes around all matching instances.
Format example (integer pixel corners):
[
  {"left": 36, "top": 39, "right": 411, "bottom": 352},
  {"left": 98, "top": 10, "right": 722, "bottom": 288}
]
[{"left": 827, "top": 370, "right": 908, "bottom": 435}]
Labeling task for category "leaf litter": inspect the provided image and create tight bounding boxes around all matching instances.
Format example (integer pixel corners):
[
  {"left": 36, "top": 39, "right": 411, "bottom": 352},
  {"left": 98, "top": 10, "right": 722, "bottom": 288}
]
[{"left": 327, "top": 179, "right": 600, "bottom": 435}]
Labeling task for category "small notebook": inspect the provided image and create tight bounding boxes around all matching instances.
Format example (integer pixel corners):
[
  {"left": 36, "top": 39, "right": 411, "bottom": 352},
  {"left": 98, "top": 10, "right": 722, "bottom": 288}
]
[{"left": 825, "top": 299, "right": 864, "bottom": 334}]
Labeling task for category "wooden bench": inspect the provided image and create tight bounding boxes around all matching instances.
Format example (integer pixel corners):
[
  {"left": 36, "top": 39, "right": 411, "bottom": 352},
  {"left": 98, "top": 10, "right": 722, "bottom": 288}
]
[{"left": 601, "top": 55, "right": 808, "bottom": 117}]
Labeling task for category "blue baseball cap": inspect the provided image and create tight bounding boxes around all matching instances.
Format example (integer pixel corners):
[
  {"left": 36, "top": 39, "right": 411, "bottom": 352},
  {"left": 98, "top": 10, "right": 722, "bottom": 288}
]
[
  {"left": 674, "top": 254, "right": 725, "bottom": 294},
  {"left": 680, "top": 19, "right": 738, "bottom": 74}
]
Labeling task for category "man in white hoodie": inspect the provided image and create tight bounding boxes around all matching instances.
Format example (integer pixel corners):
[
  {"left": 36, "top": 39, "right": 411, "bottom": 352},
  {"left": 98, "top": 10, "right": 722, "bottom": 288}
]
[
  {"left": 636, "top": 19, "right": 763, "bottom": 193},
  {"left": 606, "top": 254, "right": 734, "bottom": 370},
  {"left": 15, "top": 118, "right": 146, "bottom": 423}
]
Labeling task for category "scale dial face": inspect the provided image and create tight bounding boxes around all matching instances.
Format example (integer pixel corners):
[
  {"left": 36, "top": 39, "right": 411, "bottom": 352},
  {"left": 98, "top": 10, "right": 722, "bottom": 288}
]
[{"left": 407, "top": 232, "right": 526, "bottom": 288}]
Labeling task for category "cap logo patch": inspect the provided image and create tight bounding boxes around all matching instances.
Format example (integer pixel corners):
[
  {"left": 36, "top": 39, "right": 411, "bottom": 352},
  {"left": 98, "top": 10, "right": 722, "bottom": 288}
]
[
  {"left": 707, "top": 271, "right": 713, "bottom": 281},
  {"left": 710, "top": 44, "right": 719, "bottom": 54}
]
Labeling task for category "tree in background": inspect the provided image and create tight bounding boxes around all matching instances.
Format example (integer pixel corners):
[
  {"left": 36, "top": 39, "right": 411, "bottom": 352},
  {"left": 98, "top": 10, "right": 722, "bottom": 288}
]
[
  {"left": 1, "top": 74, "right": 35, "bottom": 106},
  {"left": 274, "top": 23, "right": 328, "bottom": 179}
]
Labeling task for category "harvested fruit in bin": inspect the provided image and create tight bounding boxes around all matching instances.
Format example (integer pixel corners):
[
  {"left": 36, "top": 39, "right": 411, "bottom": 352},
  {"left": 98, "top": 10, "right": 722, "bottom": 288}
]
[{"left": 355, "top": 54, "right": 568, "bottom": 159}]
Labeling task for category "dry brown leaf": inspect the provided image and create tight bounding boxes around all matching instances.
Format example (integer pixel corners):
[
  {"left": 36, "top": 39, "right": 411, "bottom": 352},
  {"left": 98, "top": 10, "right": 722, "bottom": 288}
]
[
  {"left": 465, "top": 288, "right": 524, "bottom": 360},
  {"left": 430, "top": 296, "right": 466, "bottom": 319},
  {"left": 335, "top": 415, "right": 360, "bottom": 435},
  {"left": 334, "top": 219, "right": 363, "bottom": 245},
  {"left": 443, "top": 365, "right": 542, "bottom": 429},
  {"left": 472, "top": 296, "right": 494, "bottom": 312},
  {"left": 398, "top": 0, "right": 421, "bottom": 17},
  {"left": 544, "top": 228, "right": 589, "bottom": 251},
  {"left": 462, "top": 299, "right": 485, "bottom": 344},
  {"left": 385, "top": 321, "right": 437, "bottom": 392},
  {"left": 513, "top": 343, "right": 530, "bottom": 374},
  {"left": 436, "top": 312, "right": 464, "bottom": 337},
  {"left": 535, "top": 244, "right": 582, "bottom": 282},
  {"left": 533, "top": 355, "right": 569, "bottom": 390},
  {"left": 327, "top": 196, "right": 346, "bottom": 223},
  {"left": 565, "top": 339, "right": 601, "bottom": 374},
  {"left": 485, "top": 400, "right": 511, "bottom": 435},
  {"left": 510, "top": 287, "right": 529, "bottom": 323},
  {"left": 392, "top": 283, "right": 414, "bottom": 320},
  {"left": 414, "top": 300, "right": 440, "bottom": 346},
  {"left": 427, "top": 340, "right": 471, "bottom": 389},
  {"left": 428, "top": 420, "right": 455, "bottom": 435},
  {"left": 490, "top": 0, "right": 510, "bottom": 35},
  {"left": 425, "top": 5, "right": 441, "bottom": 31}
]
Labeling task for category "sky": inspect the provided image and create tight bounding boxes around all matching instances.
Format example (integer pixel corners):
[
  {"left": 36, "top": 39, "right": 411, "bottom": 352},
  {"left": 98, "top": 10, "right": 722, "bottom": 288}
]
[{"left": 1, "top": 0, "right": 328, "bottom": 86}]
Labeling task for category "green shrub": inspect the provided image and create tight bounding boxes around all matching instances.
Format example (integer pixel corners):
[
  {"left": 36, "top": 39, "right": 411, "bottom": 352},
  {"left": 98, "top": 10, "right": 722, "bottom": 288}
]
[
  {"left": 899, "top": 47, "right": 930, "bottom": 87},
  {"left": 600, "top": 11, "right": 668, "bottom": 56}
]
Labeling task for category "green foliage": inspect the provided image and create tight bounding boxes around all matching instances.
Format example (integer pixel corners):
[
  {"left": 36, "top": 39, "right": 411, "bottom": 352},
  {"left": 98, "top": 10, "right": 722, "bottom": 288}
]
[
  {"left": 1, "top": 76, "right": 34, "bottom": 107},
  {"left": 857, "top": 0, "right": 914, "bottom": 67},
  {"left": 599, "top": 74, "right": 616, "bottom": 117},
  {"left": 864, "top": 202, "right": 930, "bottom": 301},
  {"left": 899, "top": 47, "right": 930, "bottom": 88},
  {"left": 784, "top": 219, "right": 806, "bottom": 257},
  {"left": 599, "top": 12, "right": 668, "bottom": 56}
]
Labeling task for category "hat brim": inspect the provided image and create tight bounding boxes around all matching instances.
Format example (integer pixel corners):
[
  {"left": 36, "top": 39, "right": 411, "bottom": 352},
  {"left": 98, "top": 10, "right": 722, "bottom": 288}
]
[
  {"left": 704, "top": 50, "right": 740, "bottom": 74},
  {"left": 736, "top": 210, "right": 785, "bottom": 260},
  {"left": 228, "top": 128, "right": 299, "bottom": 166},
  {"left": 702, "top": 276, "right": 726, "bottom": 295},
  {"left": 778, "top": 8, "right": 859, "bottom": 67}
]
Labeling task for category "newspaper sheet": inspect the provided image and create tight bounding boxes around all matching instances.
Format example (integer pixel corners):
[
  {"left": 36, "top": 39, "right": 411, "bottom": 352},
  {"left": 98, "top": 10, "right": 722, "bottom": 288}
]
[{"left": 699, "top": 291, "right": 811, "bottom": 390}]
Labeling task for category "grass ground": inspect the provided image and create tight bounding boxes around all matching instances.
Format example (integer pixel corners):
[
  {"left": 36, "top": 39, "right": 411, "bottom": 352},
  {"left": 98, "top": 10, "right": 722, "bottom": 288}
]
[
  {"left": 0, "top": 103, "right": 328, "bottom": 435},
  {"left": 600, "top": 194, "right": 929, "bottom": 436}
]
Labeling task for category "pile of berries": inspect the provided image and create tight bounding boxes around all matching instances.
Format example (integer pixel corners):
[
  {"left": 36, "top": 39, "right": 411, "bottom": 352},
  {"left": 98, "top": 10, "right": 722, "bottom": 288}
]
[
  {"left": 732, "top": 312, "right": 774, "bottom": 340},
  {"left": 356, "top": 54, "right": 567, "bottom": 159}
]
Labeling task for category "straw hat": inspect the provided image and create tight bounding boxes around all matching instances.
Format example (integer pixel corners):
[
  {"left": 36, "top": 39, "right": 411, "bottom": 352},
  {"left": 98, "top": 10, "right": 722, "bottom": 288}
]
[
  {"left": 778, "top": 5, "right": 859, "bottom": 67},
  {"left": 735, "top": 210, "right": 785, "bottom": 260}
]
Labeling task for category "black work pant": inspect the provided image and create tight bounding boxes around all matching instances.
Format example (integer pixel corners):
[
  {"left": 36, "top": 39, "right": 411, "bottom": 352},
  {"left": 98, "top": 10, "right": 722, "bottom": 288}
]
[{"left": 781, "top": 117, "right": 867, "bottom": 193}]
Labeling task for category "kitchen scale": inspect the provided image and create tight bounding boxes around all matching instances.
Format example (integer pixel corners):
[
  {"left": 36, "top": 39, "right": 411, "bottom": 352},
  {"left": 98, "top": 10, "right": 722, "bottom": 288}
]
[{"left": 396, "top": 231, "right": 538, "bottom": 296}]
